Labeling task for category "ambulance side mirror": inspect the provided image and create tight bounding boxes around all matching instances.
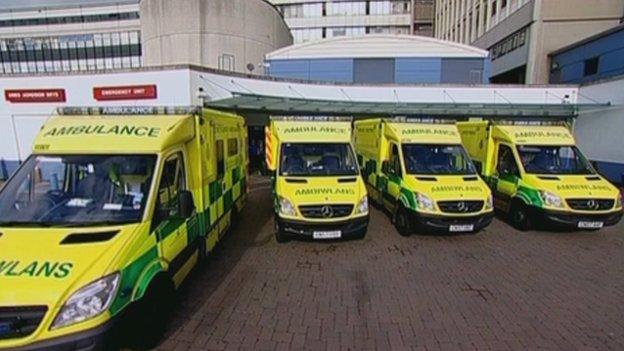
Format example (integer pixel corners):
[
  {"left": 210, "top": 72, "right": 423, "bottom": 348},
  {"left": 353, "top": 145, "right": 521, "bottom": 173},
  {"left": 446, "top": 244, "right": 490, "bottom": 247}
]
[{"left": 178, "top": 190, "right": 195, "bottom": 219}]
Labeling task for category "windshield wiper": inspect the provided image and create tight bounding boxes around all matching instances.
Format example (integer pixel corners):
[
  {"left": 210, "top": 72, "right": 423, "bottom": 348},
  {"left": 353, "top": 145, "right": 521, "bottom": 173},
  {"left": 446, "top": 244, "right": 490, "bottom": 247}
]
[
  {"left": 68, "top": 220, "right": 138, "bottom": 227},
  {"left": 0, "top": 221, "right": 76, "bottom": 228}
]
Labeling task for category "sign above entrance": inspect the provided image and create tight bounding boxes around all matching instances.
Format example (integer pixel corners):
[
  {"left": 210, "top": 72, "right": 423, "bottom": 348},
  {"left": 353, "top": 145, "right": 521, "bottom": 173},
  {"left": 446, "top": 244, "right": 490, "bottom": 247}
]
[
  {"left": 5, "top": 89, "right": 66, "bottom": 103},
  {"left": 93, "top": 84, "right": 157, "bottom": 101}
]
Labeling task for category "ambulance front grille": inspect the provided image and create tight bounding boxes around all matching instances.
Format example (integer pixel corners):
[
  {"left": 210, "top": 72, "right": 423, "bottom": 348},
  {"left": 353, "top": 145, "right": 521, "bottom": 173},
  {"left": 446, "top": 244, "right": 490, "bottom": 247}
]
[
  {"left": 299, "top": 204, "right": 354, "bottom": 219},
  {"left": 437, "top": 200, "right": 484, "bottom": 214},
  {"left": 566, "top": 199, "right": 614, "bottom": 211},
  {"left": 0, "top": 306, "right": 47, "bottom": 340}
]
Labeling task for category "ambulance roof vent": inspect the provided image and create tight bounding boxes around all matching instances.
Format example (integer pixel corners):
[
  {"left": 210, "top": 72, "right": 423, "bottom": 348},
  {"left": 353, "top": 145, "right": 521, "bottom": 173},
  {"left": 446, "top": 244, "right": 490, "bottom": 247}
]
[
  {"left": 56, "top": 106, "right": 201, "bottom": 116},
  {"left": 60, "top": 231, "right": 119, "bottom": 245}
]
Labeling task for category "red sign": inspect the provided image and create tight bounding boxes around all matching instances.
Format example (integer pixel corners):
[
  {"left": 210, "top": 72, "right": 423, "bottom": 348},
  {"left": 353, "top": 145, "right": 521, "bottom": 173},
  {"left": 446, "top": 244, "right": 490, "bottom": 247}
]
[
  {"left": 5, "top": 89, "right": 66, "bottom": 103},
  {"left": 93, "top": 85, "right": 158, "bottom": 101}
]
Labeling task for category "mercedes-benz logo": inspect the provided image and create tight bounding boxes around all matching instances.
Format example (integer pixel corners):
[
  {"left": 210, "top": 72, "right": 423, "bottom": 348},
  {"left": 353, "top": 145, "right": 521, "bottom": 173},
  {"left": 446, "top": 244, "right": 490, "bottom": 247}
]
[
  {"left": 320, "top": 206, "right": 334, "bottom": 218},
  {"left": 457, "top": 202, "right": 467, "bottom": 212},
  {"left": 586, "top": 200, "right": 599, "bottom": 210}
]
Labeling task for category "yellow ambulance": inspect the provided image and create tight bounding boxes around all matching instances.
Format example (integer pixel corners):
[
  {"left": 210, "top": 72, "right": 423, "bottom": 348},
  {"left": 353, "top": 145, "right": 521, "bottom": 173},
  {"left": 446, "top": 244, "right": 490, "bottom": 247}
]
[
  {"left": 0, "top": 106, "right": 247, "bottom": 350},
  {"left": 354, "top": 118, "right": 494, "bottom": 235},
  {"left": 457, "top": 120, "right": 623, "bottom": 230},
  {"left": 265, "top": 117, "right": 369, "bottom": 242}
]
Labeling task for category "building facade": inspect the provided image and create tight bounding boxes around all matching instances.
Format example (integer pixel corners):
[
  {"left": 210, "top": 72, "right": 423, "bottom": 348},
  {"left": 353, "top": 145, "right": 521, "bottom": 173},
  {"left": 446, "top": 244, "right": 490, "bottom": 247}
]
[
  {"left": 0, "top": 0, "right": 292, "bottom": 75},
  {"left": 269, "top": 0, "right": 434, "bottom": 43},
  {"left": 549, "top": 24, "right": 624, "bottom": 183},
  {"left": 141, "top": 0, "right": 292, "bottom": 73},
  {"left": 265, "top": 34, "right": 490, "bottom": 84},
  {"left": 434, "top": 0, "right": 624, "bottom": 84},
  {"left": 0, "top": 0, "right": 141, "bottom": 74}
]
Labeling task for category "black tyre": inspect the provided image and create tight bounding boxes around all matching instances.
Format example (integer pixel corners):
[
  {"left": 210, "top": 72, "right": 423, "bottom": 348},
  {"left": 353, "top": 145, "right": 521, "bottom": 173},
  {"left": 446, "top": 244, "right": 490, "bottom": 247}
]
[
  {"left": 131, "top": 276, "right": 175, "bottom": 350},
  {"left": 395, "top": 206, "right": 413, "bottom": 237},
  {"left": 275, "top": 219, "right": 290, "bottom": 243},
  {"left": 510, "top": 202, "right": 532, "bottom": 231}
]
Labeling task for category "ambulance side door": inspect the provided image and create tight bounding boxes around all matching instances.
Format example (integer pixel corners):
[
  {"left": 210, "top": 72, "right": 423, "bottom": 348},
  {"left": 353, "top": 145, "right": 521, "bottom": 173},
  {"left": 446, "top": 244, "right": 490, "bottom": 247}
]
[
  {"left": 382, "top": 143, "right": 403, "bottom": 211},
  {"left": 492, "top": 143, "right": 520, "bottom": 212},
  {"left": 215, "top": 138, "right": 226, "bottom": 229},
  {"left": 152, "top": 151, "right": 193, "bottom": 271}
]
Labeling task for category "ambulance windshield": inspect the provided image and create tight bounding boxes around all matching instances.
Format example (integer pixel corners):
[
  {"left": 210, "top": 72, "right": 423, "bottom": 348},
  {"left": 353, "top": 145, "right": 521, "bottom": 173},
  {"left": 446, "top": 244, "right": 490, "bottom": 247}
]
[
  {"left": 517, "top": 145, "right": 594, "bottom": 175},
  {"left": 402, "top": 144, "right": 477, "bottom": 175},
  {"left": 279, "top": 143, "right": 359, "bottom": 177},
  {"left": 0, "top": 155, "right": 157, "bottom": 227}
]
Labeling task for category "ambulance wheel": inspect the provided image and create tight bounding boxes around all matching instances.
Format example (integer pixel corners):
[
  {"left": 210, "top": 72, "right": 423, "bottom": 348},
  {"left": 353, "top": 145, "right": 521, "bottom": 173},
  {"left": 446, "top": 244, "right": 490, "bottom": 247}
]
[
  {"left": 275, "top": 220, "right": 290, "bottom": 243},
  {"left": 395, "top": 206, "right": 412, "bottom": 237},
  {"left": 510, "top": 201, "right": 532, "bottom": 231},
  {"left": 133, "top": 276, "right": 175, "bottom": 350}
]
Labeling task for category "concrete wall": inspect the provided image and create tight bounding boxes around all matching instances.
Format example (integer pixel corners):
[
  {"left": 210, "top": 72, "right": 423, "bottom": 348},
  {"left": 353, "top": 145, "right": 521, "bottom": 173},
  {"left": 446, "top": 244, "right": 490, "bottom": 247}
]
[{"left": 141, "top": 0, "right": 292, "bottom": 74}]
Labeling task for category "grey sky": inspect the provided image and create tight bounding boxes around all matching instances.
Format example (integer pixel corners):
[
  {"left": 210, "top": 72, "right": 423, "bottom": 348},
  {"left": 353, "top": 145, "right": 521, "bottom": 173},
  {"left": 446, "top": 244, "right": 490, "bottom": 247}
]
[{"left": 0, "top": 0, "right": 138, "bottom": 11}]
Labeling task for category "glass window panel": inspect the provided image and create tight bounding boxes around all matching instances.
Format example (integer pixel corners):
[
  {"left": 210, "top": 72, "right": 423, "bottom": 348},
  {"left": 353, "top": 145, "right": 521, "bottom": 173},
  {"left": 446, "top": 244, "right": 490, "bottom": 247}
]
[
  {"left": 120, "top": 31, "right": 129, "bottom": 45},
  {"left": 129, "top": 31, "right": 139, "bottom": 44},
  {"left": 102, "top": 33, "right": 111, "bottom": 46},
  {"left": 131, "top": 56, "right": 140, "bottom": 68},
  {"left": 35, "top": 61, "right": 44, "bottom": 72},
  {"left": 122, "top": 56, "right": 131, "bottom": 67},
  {"left": 62, "top": 60, "right": 71, "bottom": 71},
  {"left": 113, "top": 57, "right": 122, "bottom": 69},
  {"left": 111, "top": 32, "right": 120, "bottom": 45},
  {"left": 70, "top": 60, "right": 79, "bottom": 71},
  {"left": 93, "top": 33, "right": 103, "bottom": 46},
  {"left": 105, "top": 58, "right": 113, "bottom": 69}
]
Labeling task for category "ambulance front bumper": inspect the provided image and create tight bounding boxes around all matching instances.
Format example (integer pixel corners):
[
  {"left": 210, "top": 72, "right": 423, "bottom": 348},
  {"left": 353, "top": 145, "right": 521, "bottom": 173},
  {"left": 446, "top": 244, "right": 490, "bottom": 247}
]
[
  {"left": 4, "top": 318, "right": 114, "bottom": 351},
  {"left": 411, "top": 210, "right": 495, "bottom": 233},
  {"left": 277, "top": 215, "right": 369, "bottom": 238},
  {"left": 532, "top": 208, "right": 623, "bottom": 229}
]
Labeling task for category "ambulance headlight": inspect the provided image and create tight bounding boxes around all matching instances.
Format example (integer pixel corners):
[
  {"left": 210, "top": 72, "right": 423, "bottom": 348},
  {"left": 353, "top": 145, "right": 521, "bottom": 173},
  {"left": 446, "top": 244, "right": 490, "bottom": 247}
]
[
  {"left": 356, "top": 196, "right": 369, "bottom": 214},
  {"left": 51, "top": 273, "right": 120, "bottom": 329},
  {"left": 278, "top": 196, "right": 296, "bottom": 217},
  {"left": 539, "top": 190, "right": 564, "bottom": 209},
  {"left": 485, "top": 195, "right": 493, "bottom": 210},
  {"left": 415, "top": 193, "right": 435, "bottom": 212}
]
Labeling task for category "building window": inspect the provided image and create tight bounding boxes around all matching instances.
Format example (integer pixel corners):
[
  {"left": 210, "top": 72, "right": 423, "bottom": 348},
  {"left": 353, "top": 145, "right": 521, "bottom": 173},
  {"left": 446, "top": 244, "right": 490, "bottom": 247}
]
[
  {"left": 0, "top": 31, "right": 142, "bottom": 74},
  {"left": 584, "top": 57, "right": 599, "bottom": 76}
]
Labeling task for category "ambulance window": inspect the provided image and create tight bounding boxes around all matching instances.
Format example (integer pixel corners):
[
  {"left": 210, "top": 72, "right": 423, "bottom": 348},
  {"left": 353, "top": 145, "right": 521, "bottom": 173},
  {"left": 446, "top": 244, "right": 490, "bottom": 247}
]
[
  {"left": 154, "top": 153, "right": 186, "bottom": 225},
  {"left": 227, "top": 138, "right": 238, "bottom": 157},
  {"left": 390, "top": 144, "right": 401, "bottom": 176},
  {"left": 497, "top": 145, "right": 519, "bottom": 176},
  {"left": 216, "top": 140, "right": 225, "bottom": 178}
]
